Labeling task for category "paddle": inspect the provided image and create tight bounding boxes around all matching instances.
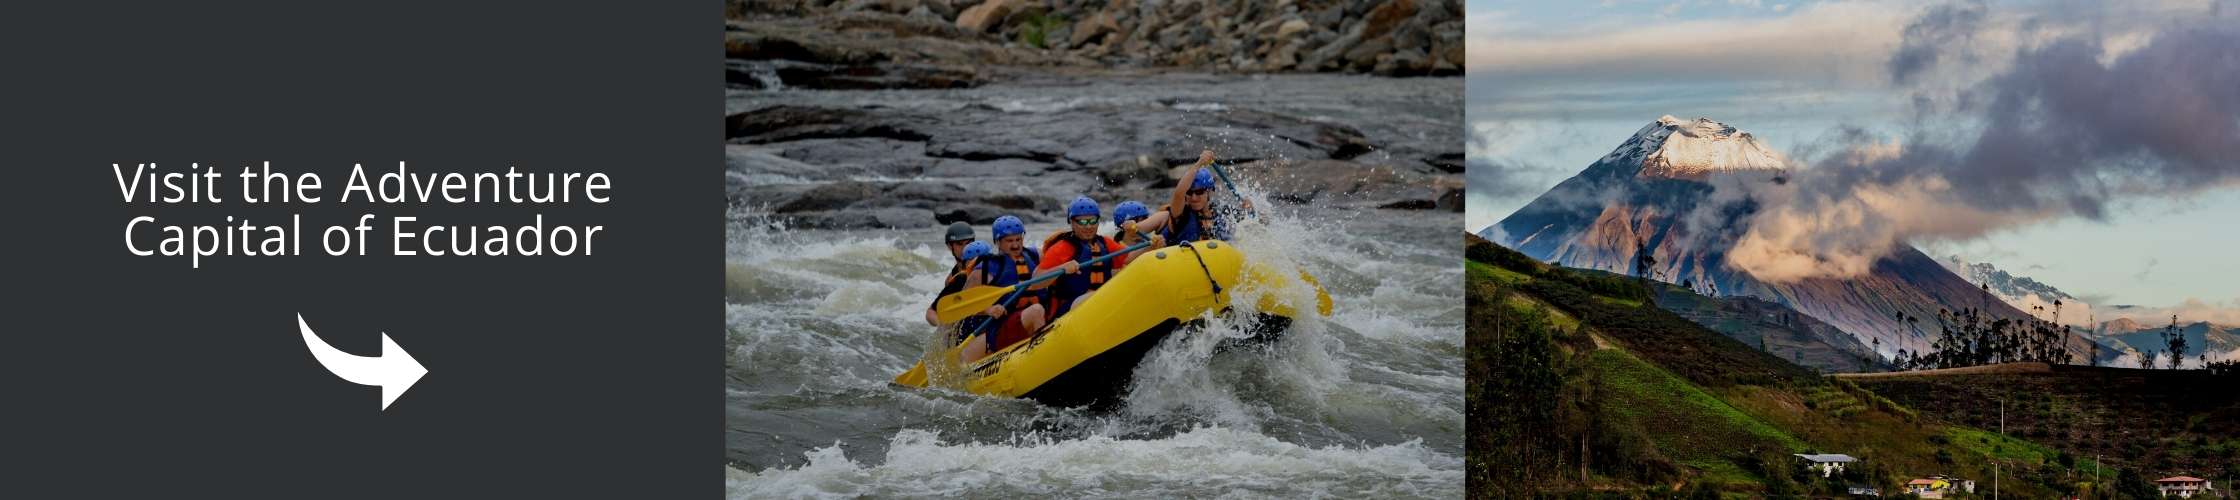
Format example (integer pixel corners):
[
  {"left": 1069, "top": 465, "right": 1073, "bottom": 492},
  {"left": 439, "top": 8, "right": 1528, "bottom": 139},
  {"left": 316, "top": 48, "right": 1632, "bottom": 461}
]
[
  {"left": 1206, "top": 161, "right": 1256, "bottom": 220},
  {"left": 1208, "top": 159, "right": 1335, "bottom": 314},
  {"left": 931, "top": 235, "right": 1158, "bottom": 326}
]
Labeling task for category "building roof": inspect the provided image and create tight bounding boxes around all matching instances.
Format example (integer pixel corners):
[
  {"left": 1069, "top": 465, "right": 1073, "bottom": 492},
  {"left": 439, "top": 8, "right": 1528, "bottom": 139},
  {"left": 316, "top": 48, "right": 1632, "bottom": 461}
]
[
  {"left": 1908, "top": 479, "right": 1942, "bottom": 486},
  {"left": 1794, "top": 453, "right": 1858, "bottom": 462},
  {"left": 2158, "top": 476, "right": 2206, "bottom": 483}
]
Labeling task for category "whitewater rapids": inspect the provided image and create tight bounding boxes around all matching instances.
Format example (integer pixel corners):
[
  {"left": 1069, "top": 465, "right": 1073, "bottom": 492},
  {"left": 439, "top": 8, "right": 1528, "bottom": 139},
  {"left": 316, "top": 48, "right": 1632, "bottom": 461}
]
[{"left": 722, "top": 204, "right": 1462, "bottom": 498}]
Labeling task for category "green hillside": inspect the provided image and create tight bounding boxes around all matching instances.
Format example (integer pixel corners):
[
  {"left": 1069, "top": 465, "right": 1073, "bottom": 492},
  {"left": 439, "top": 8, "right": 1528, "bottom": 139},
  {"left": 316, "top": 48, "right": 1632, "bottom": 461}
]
[
  {"left": 1465, "top": 233, "right": 2175, "bottom": 498},
  {"left": 1846, "top": 365, "right": 2240, "bottom": 487}
]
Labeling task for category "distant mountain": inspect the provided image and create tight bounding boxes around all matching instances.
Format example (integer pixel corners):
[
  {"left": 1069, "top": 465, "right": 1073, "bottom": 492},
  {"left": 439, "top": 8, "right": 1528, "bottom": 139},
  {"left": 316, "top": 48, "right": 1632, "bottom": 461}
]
[
  {"left": 1483, "top": 116, "right": 2080, "bottom": 361},
  {"left": 2096, "top": 319, "right": 2240, "bottom": 365},
  {"left": 1946, "top": 258, "right": 2093, "bottom": 325}
]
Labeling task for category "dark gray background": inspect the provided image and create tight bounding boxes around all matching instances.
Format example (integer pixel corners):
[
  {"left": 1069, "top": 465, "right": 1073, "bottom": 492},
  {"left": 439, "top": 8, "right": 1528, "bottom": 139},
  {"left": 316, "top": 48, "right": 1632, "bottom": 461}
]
[{"left": 0, "top": 1, "right": 712, "bottom": 496}]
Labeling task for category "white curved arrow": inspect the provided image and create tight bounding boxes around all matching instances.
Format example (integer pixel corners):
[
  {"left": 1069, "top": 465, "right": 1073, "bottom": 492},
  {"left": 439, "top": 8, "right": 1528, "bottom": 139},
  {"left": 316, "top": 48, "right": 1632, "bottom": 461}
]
[{"left": 298, "top": 313, "right": 428, "bottom": 410}]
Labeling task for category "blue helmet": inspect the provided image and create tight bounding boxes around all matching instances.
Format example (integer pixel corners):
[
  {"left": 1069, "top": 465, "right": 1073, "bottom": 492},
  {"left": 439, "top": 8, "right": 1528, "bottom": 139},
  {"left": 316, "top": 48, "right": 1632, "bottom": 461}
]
[
  {"left": 1066, "top": 196, "right": 1101, "bottom": 218},
  {"left": 992, "top": 215, "right": 1025, "bottom": 239},
  {"left": 1192, "top": 168, "right": 1217, "bottom": 190},
  {"left": 961, "top": 241, "right": 993, "bottom": 261},
  {"left": 1112, "top": 200, "right": 1150, "bottom": 225}
]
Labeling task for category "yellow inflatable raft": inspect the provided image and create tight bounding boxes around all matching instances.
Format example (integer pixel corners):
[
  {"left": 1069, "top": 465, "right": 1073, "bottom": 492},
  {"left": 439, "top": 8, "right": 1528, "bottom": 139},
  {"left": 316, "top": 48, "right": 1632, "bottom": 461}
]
[{"left": 893, "top": 240, "right": 1332, "bottom": 407}]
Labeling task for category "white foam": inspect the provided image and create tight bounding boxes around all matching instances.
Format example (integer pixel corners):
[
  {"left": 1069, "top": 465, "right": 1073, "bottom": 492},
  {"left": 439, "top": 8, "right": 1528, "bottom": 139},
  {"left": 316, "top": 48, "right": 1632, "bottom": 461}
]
[{"left": 725, "top": 427, "right": 1463, "bottom": 499}]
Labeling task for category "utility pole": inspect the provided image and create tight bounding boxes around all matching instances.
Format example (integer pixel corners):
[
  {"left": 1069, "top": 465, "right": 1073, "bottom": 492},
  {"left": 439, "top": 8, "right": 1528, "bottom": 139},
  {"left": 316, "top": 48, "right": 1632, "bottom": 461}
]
[{"left": 2093, "top": 454, "right": 2101, "bottom": 500}]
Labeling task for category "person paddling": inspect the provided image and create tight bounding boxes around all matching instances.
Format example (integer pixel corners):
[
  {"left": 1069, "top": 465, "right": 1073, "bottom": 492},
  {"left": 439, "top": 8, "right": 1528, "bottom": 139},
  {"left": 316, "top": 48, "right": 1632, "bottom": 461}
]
[
  {"left": 946, "top": 241, "right": 994, "bottom": 340},
  {"left": 1136, "top": 149, "right": 1253, "bottom": 244},
  {"left": 1039, "top": 197, "right": 1133, "bottom": 321},
  {"left": 924, "top": 222, "right": 979, "bottom": 326},
  {"left": 1110, "top": 200, "right": 1161, "bottom": 261},
  {"left": 961, "top": 216, "right": 1064, "bottom": 363}
]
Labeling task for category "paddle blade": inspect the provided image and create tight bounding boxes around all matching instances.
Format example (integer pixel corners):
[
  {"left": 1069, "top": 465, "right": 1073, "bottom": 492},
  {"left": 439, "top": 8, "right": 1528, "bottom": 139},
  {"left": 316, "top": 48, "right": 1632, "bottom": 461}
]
[
  {"left": 893, "top": 361, "right": 930, "bottom": 388},
  {"left": 1301, "top": 271, "right": 1334, "bottom": 317},
  {"left": 933, "top": 285, "right": 1012, "bottom": 325}
]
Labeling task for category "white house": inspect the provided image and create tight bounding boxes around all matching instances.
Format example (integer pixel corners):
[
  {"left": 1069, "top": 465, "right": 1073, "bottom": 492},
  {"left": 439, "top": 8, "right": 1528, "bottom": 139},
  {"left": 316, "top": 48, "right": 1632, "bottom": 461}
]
[
  {"left": 1794, "top": 453, "right": 1857, "bottom": 477},
  {"left": 2158, "top": 476, "right": 2214, "bottom": 498}
]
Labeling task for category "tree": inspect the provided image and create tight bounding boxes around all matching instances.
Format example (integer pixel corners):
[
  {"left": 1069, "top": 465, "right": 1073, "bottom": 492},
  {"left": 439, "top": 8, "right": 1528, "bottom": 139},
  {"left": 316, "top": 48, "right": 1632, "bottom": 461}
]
[
  {"left": 2137, "top": 350, "right": 2155, "bottom": 369},
  {"left": 2161, "top": 315, "right": 2188, "bottom": 370},
  {"left": 1632, "top": 241, "right": 1657, "bottom": 283}
]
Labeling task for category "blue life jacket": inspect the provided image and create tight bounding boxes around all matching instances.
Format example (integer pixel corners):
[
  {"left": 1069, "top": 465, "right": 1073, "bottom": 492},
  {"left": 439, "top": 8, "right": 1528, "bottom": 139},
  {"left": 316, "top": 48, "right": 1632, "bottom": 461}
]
[
  {"left": 1163, "top": 202, "right": 1229, "bottom": 243},
  {"left": 1043, "top": 232, "right": 1113, "bottom": 317},
  {"left": 977, "top": 248, "right": 1044, "bottom": 313}
]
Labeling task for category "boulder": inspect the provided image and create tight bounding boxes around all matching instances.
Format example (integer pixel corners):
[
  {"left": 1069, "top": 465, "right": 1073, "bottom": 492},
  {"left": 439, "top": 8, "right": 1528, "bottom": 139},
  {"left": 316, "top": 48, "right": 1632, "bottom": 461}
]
[
  {"left": 1095, "top": 155, "right": 1169, "bottom": 187},
  {"left": 956, "top": 0, "right": 1021, "bottom": 32},
  {"left": 1359, "top": 0, "right": 1418, "bottom": 40},
  {"left": 775, "top": 181, "right": 881, "bottom": 212},
  {"left": 1273, "top": 18, "right": 1311, "bottom": 40},
  {"left": 1264, "top": 42, "right": 1299, "bottom": 70},
  {"left": 1069, "top": 11, "right": 1119, "bottom": 47},
  {"left": 1342, "top": 35, "right": 1392, "bottom": 70}
]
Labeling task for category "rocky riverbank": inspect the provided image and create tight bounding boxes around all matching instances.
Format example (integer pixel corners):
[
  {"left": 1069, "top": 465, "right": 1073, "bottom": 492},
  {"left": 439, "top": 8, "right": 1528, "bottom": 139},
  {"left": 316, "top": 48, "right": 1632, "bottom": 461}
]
[
  {"left": 725, "top": 70, "right": 1461, "bottom": 230},
  {"left": 726, "top": 0, "right": 1463, "bottom": 90}
]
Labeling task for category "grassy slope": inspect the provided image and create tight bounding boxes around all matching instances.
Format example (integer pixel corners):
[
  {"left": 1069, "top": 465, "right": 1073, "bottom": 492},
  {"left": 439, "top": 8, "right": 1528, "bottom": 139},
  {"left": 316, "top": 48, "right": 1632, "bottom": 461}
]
[
  {"left": 1466, "top": 233, "right": 2119, "bottom": 497},
  {"left": 1590, "top": 348, "right": 1803, "bottom": 484}
]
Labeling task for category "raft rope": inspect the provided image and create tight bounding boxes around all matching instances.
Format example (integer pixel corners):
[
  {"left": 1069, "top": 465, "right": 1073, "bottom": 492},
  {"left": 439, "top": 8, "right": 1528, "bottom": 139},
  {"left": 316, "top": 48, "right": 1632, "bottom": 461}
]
[{"left": 1179, "top": 241, "right": 1223, "bottom": 299}]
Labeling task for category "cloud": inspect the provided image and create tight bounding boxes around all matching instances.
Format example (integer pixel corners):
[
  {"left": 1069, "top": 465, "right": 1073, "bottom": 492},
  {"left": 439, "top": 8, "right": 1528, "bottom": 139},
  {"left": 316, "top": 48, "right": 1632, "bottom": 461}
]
[
  {"left": 1466, "top": 118, "right": 1588, "bottom": 231},
  {"left": 1467, "top": 1, "right": 1908, "bottom": 84},
  {"left": 1466, "top": 157, "right": 1558, "bottom": 201},
  {"left": 1887, "top": 0, "right": 1988, "bottom": 84},
  {"left": 1720, "top": 13, "right": 2240, "bottom": 282},
  {"left": 2093, "top": 297, "right": 2240, "bottom": 327}
]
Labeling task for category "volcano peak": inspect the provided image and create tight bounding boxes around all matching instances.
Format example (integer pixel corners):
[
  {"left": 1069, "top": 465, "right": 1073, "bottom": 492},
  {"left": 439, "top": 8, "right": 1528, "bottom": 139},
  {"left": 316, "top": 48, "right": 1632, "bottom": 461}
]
[{"left": 1598, "top": 116, "right": 1788, "bottom": 180}]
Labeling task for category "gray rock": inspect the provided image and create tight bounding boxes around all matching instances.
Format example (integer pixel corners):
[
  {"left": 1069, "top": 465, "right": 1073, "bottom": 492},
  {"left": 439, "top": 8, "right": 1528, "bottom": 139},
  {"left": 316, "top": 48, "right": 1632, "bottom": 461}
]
[
  {"left": 726, "top": 104, "right": 932, "bottom": 143},
  {"left": 1227, "top": 159, "right": 1459, "bottom": 209},
  {"left": 1273, "top": 18, "right": 1310, "bottom": 40},
  {"left": 926, "top": 157, "right": 1052, "bottom": 177},
  {"left": 1068, "top": 12, "right": 1119, "bottom": 47},
  {"left": 1311, "top": 6, "right": 1342, "bottom": 27},
  {"left": 1386, "top": 47, "right": 1427, "bottom": 76},
  {"left": 925, "top": 137, "right": 1066, "bottom": 162},
  {"left": 886, "top": 181, "right": 976, "bottom": 203},
  {"left": 775, "top": 181, "right": 881, "bottom": 212},
  {"left": 1343, "top": 35, "right": 1392, "bottom": 70},
  {"left": 1095, "top": 155, "right": 1169, "bottom": 186},
  {"left": 1300, "top": 23, "right": 1362, "bottom": 70}
]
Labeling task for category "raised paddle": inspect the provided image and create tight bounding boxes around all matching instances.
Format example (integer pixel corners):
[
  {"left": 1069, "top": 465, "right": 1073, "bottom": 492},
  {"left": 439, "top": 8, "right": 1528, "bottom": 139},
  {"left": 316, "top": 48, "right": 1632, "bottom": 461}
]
[
  {"left": 1208, "top": 159, "right": 1335, "bottom": 312},
  {"left": 931, "top": 235, "right": 1157, "bottom": 325},
  {"left": 1206, "top": 161, "right": 1257, "bottom": 219}
]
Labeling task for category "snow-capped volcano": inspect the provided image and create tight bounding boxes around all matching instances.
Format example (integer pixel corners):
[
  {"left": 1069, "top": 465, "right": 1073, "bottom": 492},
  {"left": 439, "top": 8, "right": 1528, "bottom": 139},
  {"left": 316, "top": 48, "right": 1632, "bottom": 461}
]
[
  {"left": 1602, "top": 116, "right": 1789, "bottom": 180},
  {"left": 1481, "top": 116, "right": 2105, "bottom": 365}
]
